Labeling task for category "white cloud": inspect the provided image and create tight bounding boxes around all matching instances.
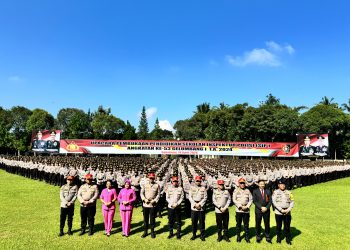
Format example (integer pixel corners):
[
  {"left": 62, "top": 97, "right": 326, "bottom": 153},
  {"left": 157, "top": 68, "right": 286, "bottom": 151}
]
[
  {"left": 227, "top": 41, "right": 295, "bottom": 67},
  {"left": 159, "top": 120, "right": 175, "bottom": 132},
  {"left": 8, "top": 75, "right": 23, "bottom": 82},
  {"left": 138, "top": 107, "right": 158, "bottom": 120},
  {"left": 146, "top": 107, "right": 157, "bottom": 119}
]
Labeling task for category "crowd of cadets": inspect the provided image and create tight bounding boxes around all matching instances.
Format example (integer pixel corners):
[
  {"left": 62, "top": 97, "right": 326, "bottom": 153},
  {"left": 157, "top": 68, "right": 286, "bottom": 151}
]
[{"left": 1, "top": 155, "right": 350, "bottom": 245}]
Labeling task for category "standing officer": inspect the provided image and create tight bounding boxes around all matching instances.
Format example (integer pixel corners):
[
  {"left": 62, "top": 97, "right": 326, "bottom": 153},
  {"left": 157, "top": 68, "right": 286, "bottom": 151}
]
[
  {"left": 272, "top": 178, "right": 295, "bottom": 245},
  {"left": 212, "top": 179, "right": 231, "bottom": 242},
  {"left": 59, "top": 175, "right": 78, "bottom": 236},
  {"left": 232, "top": 177, "right": 253, "bottom": 243},
  {"left": 253, "top": 178, "right": 272, "bottom": 243},
  {"left": 77, "top": 173, "right": 99, "bottom": 236},
  {"left": 140, "top": 172, "right": 160, "bottom": 238},
  {"left": 189, "top": 175, "right": 207, "bottom": 241},
  {"left": 165, "top": 176, "right": 184, "bottom": 239}
]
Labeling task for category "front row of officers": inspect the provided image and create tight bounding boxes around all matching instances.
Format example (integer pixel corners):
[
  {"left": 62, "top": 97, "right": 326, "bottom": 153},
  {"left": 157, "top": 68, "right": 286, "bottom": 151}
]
[{"left": 60, "top": 173, "right": 294, "bottom": 245}]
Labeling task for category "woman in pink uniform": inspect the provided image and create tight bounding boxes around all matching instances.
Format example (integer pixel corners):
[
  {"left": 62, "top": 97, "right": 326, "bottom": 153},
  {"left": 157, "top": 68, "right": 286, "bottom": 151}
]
[
  {"left": 100, "top": 180, "right": 117, "bottom": 236},
  {"left": 118, "top": 179, "right": 136, "bottom": 237}
]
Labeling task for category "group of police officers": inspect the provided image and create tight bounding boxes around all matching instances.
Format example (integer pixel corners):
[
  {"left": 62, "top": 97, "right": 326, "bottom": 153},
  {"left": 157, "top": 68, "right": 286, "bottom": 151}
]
[{"left": 1, "top": 155, "right": 350, "bottom": 245}]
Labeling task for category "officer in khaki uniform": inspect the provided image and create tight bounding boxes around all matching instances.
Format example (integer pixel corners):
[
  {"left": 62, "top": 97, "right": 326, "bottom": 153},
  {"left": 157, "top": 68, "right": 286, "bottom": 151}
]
[
  {"left": 59, "top": 175, "right": 78, "bottom": 236},
  {"left": 140, "top": 172, "right": 160, "bottom": 238},
  {"left": 232, "top": 177, "right": 253, "bottom": 243},
  {"left": 77, "top": 173, "right": 99, "bottom": 236},
  {"left": 165, "top": 176, "right": 184, "bottom": 239},
  {"left": 189, "top": 175, "right": 207, "bottom": 241},
  {"left": 272, "top": 178, "right": 294, "bottom": 245},
  {"left": 212, "top": 179, "right": 231, "bottom": 242}
]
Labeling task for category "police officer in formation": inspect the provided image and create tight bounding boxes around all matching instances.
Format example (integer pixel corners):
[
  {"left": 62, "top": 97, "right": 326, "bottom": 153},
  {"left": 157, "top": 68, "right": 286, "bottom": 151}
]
[
  {"left": 77, "top": 173, "right": 99, "bottom": 236},
  {"left": 189, "top": 175, "right": 207, "bottom": 241},
  {"left": 165, "top": 176, "right": 184, "bottom": 239},
  {"left": 59, "top": 175, "right": 78, "bottom": 236},
  {"left": 232, "top": 177, "right": 253, "bottom": 243},
  {"left": 212, "top": 179, "right": 231, "bottom": 242},
  {"left": 272, "top": 178, "right": 294, "bottom": 245},
  {"left": 140, "top": 172, "right": 160, "bottom": 238},
  {"left": 253, "top": 178, "right": 272, "bottom": 243}
]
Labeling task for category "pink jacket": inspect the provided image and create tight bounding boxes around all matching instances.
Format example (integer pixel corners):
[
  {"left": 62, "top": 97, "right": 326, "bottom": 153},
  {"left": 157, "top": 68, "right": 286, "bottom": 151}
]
[
  {"left": 100, "top": 188, "right": 117, "bottom": 210},
  {"left": 118, "top": 188, "right": 136, "bottom": 211}
]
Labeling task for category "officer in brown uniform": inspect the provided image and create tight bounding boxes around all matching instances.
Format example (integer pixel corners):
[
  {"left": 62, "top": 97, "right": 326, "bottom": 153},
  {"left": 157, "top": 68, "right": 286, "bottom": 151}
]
[
  {"left": 165, "top": 176, "right": 184, "bottom": 239},
  {"left": 232, "top": 177, "right": 253, "bottom": 243},
  {"left": 59, "top": 175, "right": 78, "bottom": 236},
  {"left": 212, "top": 179, "right": 231, "bottom": 242},
  {"left": 189, "top": 176, "right": 207, "bottom": 241},
  {"left": 77, "top": 173, "right": 99, "bottom": 236},
  {"left": 272, "top": 178, "right": 295, "bottom": 245},
  {"left": 140, "top": 172, "right": 160, "bottom": 238}
]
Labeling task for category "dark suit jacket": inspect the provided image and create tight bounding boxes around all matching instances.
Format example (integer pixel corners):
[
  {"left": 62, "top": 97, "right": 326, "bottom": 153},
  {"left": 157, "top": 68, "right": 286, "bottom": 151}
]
[{"left": 253, "top": 188, "right": 272, "bottom": 214}]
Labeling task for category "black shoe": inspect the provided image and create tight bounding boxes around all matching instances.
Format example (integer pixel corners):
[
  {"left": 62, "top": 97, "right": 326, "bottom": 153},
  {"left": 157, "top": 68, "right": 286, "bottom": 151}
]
[
  {"left": 151, "top": 230, "right": 156, "bottom": 239},
  {"left": 223, "top": 235, "right": 230, "bottom": 242},
  {"left": 79, "top": 230, "right": 85, "bottom": 236},
  {"left": 287, "top": 239, "right": 292, "bottom": 245},
  {"left": 141, "top": 232, "right": 148, "bottom": 238},
  {"left": 59, "top": 231, "right": 64, "bottom": 237},
  {"left": 88, "top": 231, "right": 93, "bottom": 236},
  {"left": 256, "top": 238, "right": 261, "bottom": 243},
  {"left": 67, "top": 230, "right": 73, "bottom": 236},
  {"left": 176, "top": 233, "right": 181, "bottom": 240},
  {"left": 237, "top": 236, "right": 242, "bottom": 242},
  {"left": 245, "top": 238, "right": 250, "bottom": 243},
  {"left": 277, "top": 238, "right": 281, "bottom": 244},
  {"left": 200, "top": 236, "right": 206, "bottom": 241},
  {"left": 167, "top": 232, "right": 174, "bottom": 239},
  {"left": 266, "top": 238, "right": 272, "bottom": 243},
  {"left": 217, "top": 236, "right": 222, "bottom": 242},
  {"left": 190, "top": 235, "right": 196, "bottom": 240}
]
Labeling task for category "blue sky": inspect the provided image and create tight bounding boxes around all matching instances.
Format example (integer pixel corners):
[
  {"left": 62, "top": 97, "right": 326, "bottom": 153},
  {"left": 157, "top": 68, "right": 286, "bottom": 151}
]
[{"left": 1, "top": 0, "right": 350, "bottom": 131}]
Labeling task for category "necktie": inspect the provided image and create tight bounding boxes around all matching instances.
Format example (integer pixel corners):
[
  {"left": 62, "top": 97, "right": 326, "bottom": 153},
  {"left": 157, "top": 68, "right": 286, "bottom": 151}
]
[{"left": 261, "top": 189, "right": 264, "bottom": 199}]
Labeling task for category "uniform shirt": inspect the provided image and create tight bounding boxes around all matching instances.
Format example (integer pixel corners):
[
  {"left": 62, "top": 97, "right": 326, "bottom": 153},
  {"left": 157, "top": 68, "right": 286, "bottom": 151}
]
[
  {"left": 272, "top": 189, "right": 294, "bottom": 215},
  {"left": 212, "top": 189, "right": 231, "bottom": 213},
  {"left": 140, "top": 182, "right": 160, "bottom": 208},
  {"left": 232, "top": 187, "right": 253, "bottom": 213},
  {"left": 77, "top": 183, "right": 99, "bottom": 207},
  {"left": 166, "top": 185, "right": 184, "bottom": 209},
  {"left": 188, "top": 185, "right": 207, "bottom": 211},
  {"left": 60, "top": 184, "right": 78, "bottom": 208}
]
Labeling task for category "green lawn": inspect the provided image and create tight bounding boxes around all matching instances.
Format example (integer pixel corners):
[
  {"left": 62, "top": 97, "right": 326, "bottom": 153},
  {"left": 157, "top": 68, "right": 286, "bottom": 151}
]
[{"left": 0, "top": 169, "right": 349, "bottom": 250}]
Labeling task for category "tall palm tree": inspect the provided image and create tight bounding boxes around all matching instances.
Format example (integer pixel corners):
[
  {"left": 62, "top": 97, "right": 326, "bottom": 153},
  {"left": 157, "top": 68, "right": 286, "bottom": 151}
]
[{"left": 342, "top": 99, "right": 350, "bottom": 112}]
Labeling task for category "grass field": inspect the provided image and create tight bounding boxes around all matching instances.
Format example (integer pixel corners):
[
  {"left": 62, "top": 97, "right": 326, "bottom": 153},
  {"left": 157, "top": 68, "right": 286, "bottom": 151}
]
[{"left": 0, "top": 169, "right": 350, "bottom": 250}]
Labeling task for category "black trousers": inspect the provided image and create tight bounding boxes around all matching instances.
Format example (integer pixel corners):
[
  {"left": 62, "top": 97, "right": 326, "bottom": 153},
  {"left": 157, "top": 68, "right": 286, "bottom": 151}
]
[
  {"left": 60, "top": 206, "right": 74, "bottom": 230},
  {"left": 236, "top": 212, "right": 250, "bottom": 237},
  {"left": 191, "top": 210, "right": 205, "bottom": 237},
  {"left": 255, "top": 211, "right": 270, "bottom": 240},
  {"left": 215, "top": 212, "right": 229, "bottom": 233},
  {"left": 275, "top": 214, "right": 292, "bottom": 240},
  {"left": 80, "top": 205, "right": 96, "bottom": 232},
  {"left": 168, "top": 207, "right": 181, "bottom": 231},
  {"left": 143, "top": 206, "right": 156, "bottom": 229}
]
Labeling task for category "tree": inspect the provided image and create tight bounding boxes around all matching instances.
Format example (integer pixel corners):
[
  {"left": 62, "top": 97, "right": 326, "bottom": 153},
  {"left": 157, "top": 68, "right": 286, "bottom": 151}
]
[
  {"left": 56, "top": 108, "right": 90, "bottom": 138},
  {"left": 195, "top": 102, "right": 210, "bottom": 114},
  {"left": 9, "top": 106, "right": 32, "bottom": 154},
  {"left": 150, "top": 118, "right": 163, "bottom": 140},
  {"left": 123, "top": 121, "right": 137, "bottom": 140},
  {"left": 26, "top": 109, "right": 54, "bottom": 132},
  {"left": 342, "top": 99, "right": 350, "bottom": 113},
  {"left": 91, "top": 112, "right": 125, "bottom": 139},
  {"left": 138, "top": 106, "right": 149, "bottom": 139}
]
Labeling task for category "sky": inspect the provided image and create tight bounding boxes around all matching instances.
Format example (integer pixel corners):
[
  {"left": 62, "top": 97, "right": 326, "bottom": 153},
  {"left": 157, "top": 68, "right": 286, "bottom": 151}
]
[{"left": 0, "top": 0, "right": 350, "bottom": 131}]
